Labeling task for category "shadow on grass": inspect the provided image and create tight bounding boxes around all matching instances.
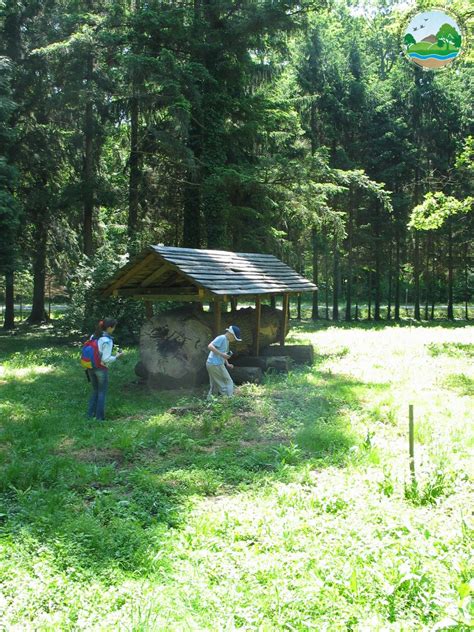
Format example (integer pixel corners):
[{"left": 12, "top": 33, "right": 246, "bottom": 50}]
[{"left": 0, "top": 333, "right": 382, "bottom": 577}]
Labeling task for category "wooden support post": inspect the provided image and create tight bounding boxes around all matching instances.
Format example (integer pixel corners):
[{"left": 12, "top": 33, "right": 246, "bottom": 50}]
[
  {"left": 254, "top": 296, "right": 261, "bottom": 356},
  {"left": 213, "top": 299, "right": 221, "bottom": 337},
  {"left": 145, "top": 301, "right": 153, "bottom": 320},
  {"left": 409, "top": 404, "right": 415, "bottom": 482},
  {"left": 280, "top": 293, "right": 289, "bottom": 346}
]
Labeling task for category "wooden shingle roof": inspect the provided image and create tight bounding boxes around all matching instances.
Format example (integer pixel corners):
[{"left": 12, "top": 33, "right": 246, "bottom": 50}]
[{"left": 100, "top": 245, "right": 317, "bottom": 300}]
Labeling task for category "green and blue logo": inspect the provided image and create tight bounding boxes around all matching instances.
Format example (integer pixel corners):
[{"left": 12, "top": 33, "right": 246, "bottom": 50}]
[{"left": 403, "top": 10, "right": 462, "bottom": 70}]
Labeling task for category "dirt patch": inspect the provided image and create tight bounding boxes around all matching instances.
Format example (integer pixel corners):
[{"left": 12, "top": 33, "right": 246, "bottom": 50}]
[{"left": 71, "top": 448, "right": 125, "bottom": 466}]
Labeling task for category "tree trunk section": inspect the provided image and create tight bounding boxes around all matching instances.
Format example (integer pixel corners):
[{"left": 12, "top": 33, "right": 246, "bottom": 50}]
[
  {"left": 3, "top": 270, "right": 15, "bottom": 330},
  {"left": 27, "top": 221, "right": 48, "bottom": 324},
  {"left": 447, "top": 223, "right": 454, "bottom": 319},
  {"left": 374, "top": 245, "right": 381, "bottom": 321},
  {"left": 332, "top": 235, "right": 339, "bottom": 321},
  {"left": 138, "top": 305, "right": 286, "bottom": 389},
  {"left": 345, "top": 207, "right": 353, "bottom": 322},
  {"left": 394, "top": 234, "right": 401, "bottom": 320},
  {"left": 83, "top": 53, "right": 95, "bottom": 258},
  {"left": 128, "top": 91, "right": 140, "bottom": 253},
  {"left": 414, "top": 232, "right": 421, "bottom": 320},
  {"left": 311, "top": 228, "right": 319, "bottom": 320},
  {"left": 387, "top": 244, "right": 392, "bottom": 320}
]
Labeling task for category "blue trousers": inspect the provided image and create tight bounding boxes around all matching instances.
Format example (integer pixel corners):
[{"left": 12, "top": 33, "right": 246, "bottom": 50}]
[{"left": 87, "top": 368, "right": 109, "bottom": 420}]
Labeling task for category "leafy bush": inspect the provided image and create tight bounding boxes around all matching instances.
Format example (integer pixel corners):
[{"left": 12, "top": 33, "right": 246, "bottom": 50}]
[{"left": 59, "top": 246, "right": 146, "bottom": 344}]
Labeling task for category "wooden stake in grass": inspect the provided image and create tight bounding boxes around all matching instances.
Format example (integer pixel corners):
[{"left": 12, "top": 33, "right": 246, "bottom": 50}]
[{"left": 409, "top": 404, "right": 416, "bottom": 482}]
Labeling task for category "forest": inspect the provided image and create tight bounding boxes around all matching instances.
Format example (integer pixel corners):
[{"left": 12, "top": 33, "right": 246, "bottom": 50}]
[{"left": 1, "top": 0, "right": 472, "bottom": 333}]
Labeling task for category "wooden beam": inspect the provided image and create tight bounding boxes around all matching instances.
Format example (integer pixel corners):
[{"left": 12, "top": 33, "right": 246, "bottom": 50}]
[
  {"left": 254, "top": 295, "right": 261, "bottom": 357},
  {"left": 140, "top": 263, "right": 173, "bottom": 287},
  {"left": 103, "top": 253, "right": 156, "bottom": 296},
  {"left": 124, "top": 294, "right": 208, "bottom": 302},
  {"left": 117, "top": 287, "right": 199, "bottom": 297},
  {"left": 213, "top": 299, "right": 221, "bottom": 338},
  {"left": 280, "top": 293, "right": 289, "bottom": 346}
]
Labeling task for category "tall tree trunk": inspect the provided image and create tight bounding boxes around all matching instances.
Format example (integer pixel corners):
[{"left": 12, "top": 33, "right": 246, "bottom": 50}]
[
  {"left": 127, "top": 0, "right": 142, "bottom": 255},
  {"left": 3, "top": 270, "right": 15, "bottom": 330},
  {"left": 464, "top": 242, "right": 469, "bottom": 320},
  {"left": 374, "top": 246, "right": 381, "bottom": 321},
  {"left": 368, "top": 270, "right": 372, "bottom": 320},
  {"left": 128, "top": 87, "right": 140, "bottom": 252},
  {"left": 183, "top": 175, "right": 201, "bottom": 247},
  {"left": 27, "top": 221, "right": 48, "bottom": 323},
  {"left": 345, "top": 206, "right": 353, "bottom": 322},
  {"left": 394, "top": 234, "right": 401, "bottom": 320},
  {"left": 387, "top": 244, "right": 392, "bottom": 320},
  {"left": 431, "top": 240, "right": 436, "bottom": 320},
  {"left": 311, "top": 228, "right": 319, "bottom": 320},
  {"left": 83, "top": 52, "right": 95, "bottom": 258},
  {"left": 332, "top": 235, "right": 339, "bottom": 321},
  {"left": 325, "top": 243, "right": 329, "bottom": 320},
  {"left": 424, "top": 234, "right": 431, "bottom": 320},
  {"left": 297, "top": 255, "right": 302, "bottom": 320},
  {"left": 413, "top": 232, "right": 421, "bottom": 320},
  {"left": 355, "top": 275, "right": 359, "bottom": 321},
  {"left": 183, "top": 0, "right": 203, "bottom": 248},
  {"left": 447, "top": 223, "right": 454, "bottom": 319}
]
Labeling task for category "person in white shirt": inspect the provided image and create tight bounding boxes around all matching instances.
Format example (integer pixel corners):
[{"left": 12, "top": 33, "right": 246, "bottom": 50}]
[
  {"left": 206, "top": 325, "right": 242, "bottom": 399},
  {"left": 86, "top": 318, "right": 123, "bottom": 420}
]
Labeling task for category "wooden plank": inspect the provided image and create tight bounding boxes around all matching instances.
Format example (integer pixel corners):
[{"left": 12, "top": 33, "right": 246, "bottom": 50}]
[
  {"left": 120, "top": 294, "right": 208, "bottom": 301},
  {"left": 140, "top": 263, "right": 175, "bottom": 287},
  {"left": 203, "top": 283, "right": 314, "bottom": 292},
  {"left": 280, "top": 293, "right": 289, "bottom": 346},
  {"left": 102, "top": 253, "right": 157, "bottom": 296},
  {"left": 254, "top": 296, "right": 261, "bottom": 357},
  {"left": 192, "top": 278, "right": 313, "bottom": 288},
  {"left": 156, "top": 247, "right": 278, "bottom": 261},
  {"left": 145, "top": 301, "right": 153, "bottom": 319},
  {"left": 184, "top": 270, "right": 308, "bottom": 280},
  {"left": 213, "top": 299, "right": 221, "bottom": 338},
  {"left": 157, "top": 248, "right": 281, "bottom": 265},
  {"left": 180, "top": 264, "right": 302, "bottom": 273},
  {"left": 160, "top": 254, "right": 280, "bottom": 267},
  {"left": 117, "top": 287, "right": 200, "bottom": 297},
  {"left": 163, "top": 255, "right": 283, "bottom": 267},
  {"left": 184, "top": 267, "right": 306, "bottom": 277},
  {"left": 198, "top": 277, "right": 304, "bottom": 286},
  {"left": 210, "top": 288, "right": 311, "bottom": 296}
]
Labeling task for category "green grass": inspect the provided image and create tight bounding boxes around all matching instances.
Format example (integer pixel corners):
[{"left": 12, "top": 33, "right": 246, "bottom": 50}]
[{"left": 0, "top": 320, "right": 473, "bottom": 630}]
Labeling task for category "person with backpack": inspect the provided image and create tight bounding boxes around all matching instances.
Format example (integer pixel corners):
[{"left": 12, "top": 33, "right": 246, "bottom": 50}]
[{"left": 81, "top": 318, "right": 124, "bottom": 421}]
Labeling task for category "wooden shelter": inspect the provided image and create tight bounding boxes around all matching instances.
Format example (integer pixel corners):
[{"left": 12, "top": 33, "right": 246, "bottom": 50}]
[{"left": 100, "top": 245, "right": 316, "bottom": 355}]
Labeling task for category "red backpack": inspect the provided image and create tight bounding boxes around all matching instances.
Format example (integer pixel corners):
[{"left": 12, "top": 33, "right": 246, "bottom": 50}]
[{"left": 80, "top": 337, "right": 107, "bottom": 370}]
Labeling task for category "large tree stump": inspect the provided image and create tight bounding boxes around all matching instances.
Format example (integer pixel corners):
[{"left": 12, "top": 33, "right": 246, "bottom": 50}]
[{"left": 136, "top": 305, "right": 286, "bottom": 389}]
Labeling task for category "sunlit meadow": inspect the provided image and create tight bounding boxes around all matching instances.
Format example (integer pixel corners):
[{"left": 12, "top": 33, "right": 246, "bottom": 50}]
[{"left": 0, "top": 319, "right": 472, "bottom": 630}]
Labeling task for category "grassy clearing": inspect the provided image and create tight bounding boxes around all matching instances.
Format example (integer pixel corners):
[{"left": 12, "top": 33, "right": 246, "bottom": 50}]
[{"left": 0, "top": 320, "right": 472, "bottom": 630}]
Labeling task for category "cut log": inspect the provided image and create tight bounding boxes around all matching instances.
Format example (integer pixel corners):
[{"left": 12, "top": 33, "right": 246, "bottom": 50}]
[
  {"left": 233, "top": 355, "right": 291, "bottom": 372},
  {"left": 262, "top": 344, "right": 314, "bottom": 365},
  {"left": 228, "top": 366, "right": 263, "bottom": 385},
  {"left": 232, "top": 355, "right": 265, "bottom": 369},
  {"left": 138, "top": 304, "right": 286, "bottom": 389}
]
